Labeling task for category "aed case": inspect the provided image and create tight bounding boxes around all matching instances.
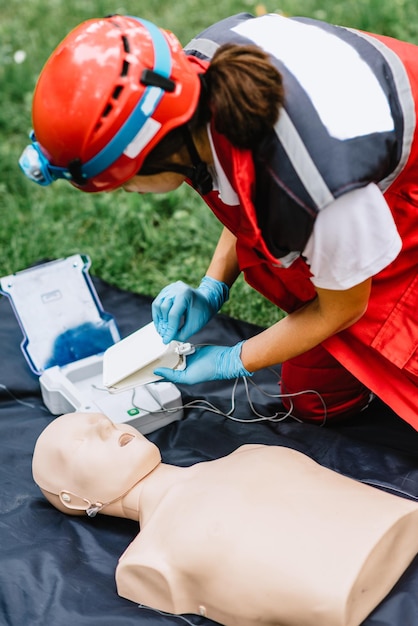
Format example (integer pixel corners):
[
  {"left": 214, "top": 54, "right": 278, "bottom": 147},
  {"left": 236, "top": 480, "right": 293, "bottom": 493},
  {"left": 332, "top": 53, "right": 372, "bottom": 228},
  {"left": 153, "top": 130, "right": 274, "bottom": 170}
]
[{"left": 0, "top": 255, "right": 183, "bottom": 434}]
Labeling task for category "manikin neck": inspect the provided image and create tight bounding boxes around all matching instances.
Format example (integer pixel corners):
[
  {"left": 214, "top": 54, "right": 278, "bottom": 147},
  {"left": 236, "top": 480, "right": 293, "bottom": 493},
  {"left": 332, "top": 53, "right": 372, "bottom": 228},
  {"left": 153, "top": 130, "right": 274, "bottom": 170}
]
[{"left": 101, "top": 462, "right": 185, "bottom": 523}]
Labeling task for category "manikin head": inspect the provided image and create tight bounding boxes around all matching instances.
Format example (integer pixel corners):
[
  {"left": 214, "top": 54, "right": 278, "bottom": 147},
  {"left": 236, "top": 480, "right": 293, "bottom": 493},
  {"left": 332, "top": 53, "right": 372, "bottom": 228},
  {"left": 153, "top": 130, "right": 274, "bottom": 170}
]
[{"left": 32, "top": 412, "right": 161, "bottom": 517}]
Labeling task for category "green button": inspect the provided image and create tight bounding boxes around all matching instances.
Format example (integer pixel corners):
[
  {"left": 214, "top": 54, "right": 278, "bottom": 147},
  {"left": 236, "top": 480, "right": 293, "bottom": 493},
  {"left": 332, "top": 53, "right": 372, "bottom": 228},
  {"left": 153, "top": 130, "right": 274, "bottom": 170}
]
[{"left": 127, "top": 408, "right": 140, "bottom": 416}]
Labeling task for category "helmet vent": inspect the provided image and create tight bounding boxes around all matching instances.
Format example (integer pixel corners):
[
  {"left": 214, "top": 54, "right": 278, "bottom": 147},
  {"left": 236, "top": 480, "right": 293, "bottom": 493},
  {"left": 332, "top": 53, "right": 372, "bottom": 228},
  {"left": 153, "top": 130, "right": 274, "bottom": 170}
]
[
  {"left": 121, "top": 60, "right": 129, "bottom": 77},
  {"left": 102, "top": 103, "right": 112, "bottom": 118},
  {"left": 112, "top": 85, "right": 123, "bottom": 100},
  {"left": 121, "top": 35, "right": 130, "bottom": 53}
]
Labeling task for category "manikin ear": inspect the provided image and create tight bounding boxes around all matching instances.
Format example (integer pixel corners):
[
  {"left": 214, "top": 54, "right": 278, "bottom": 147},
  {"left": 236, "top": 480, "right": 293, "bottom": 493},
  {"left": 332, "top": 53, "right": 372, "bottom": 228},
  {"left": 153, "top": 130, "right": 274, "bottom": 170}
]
[
  {"left": 36, "top": 487, "right": 85, "bottom": 516},
  {"left": 59, "top": 491, "right": 91, "bottom": 512},
  {"left": 59, "top": 491, "right": 104, "bottom": 517}
]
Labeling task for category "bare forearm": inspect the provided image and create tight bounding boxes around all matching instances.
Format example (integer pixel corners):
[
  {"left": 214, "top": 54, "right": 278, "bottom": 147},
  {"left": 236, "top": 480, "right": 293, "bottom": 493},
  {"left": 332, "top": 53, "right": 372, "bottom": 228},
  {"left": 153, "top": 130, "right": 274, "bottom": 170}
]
[
  {"left": 241, "top": 279, "right": 371, "bottom": 372},
  {"left": 241, "top": 302, "right": 338, "bottom": 371},
  {"left": 206, "top": 227, "right": 240, "bottom": 288}
]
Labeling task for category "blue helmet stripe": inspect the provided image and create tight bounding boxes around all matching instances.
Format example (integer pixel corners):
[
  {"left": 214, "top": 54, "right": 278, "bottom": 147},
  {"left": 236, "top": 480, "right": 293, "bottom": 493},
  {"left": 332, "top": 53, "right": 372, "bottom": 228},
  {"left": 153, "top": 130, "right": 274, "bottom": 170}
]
[{"left": 81, "top": 17, "right": 172, "bottom": 179}]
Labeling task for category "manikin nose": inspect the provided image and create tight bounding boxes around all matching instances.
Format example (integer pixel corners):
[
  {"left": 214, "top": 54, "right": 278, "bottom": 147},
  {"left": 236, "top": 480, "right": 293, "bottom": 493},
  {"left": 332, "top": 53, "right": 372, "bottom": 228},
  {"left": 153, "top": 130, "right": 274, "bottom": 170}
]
[
  {"left": 87, "top": 414, "right": 113, "bottom": 440},
  {"left": 88, "top": 414, "right": 135, "bottom": 445},
  {"left": 97, "top": 420, "right": 113, "bottom": 440}
]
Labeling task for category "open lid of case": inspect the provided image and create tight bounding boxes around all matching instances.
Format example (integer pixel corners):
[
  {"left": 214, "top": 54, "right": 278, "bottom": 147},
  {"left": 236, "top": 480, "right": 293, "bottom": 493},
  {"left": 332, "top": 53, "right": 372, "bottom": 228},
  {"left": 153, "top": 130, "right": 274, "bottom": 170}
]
[{"left": 0, "top": 254, "right": 120, "bottom": 375}]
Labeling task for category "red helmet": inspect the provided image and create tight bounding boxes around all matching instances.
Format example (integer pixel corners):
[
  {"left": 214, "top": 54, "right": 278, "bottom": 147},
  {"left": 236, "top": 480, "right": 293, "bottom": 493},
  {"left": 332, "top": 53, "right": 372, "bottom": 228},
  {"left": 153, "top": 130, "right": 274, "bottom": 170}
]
[{"left": 26, "top": 15, "right": 201, "bottom": 192}]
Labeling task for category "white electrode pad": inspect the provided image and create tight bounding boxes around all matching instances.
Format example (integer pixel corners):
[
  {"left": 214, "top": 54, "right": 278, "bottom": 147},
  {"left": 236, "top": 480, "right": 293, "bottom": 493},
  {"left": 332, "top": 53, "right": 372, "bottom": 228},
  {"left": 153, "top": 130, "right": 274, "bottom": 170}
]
[{"left": 103, "top": 322, "right": 190, "bottom": 392}]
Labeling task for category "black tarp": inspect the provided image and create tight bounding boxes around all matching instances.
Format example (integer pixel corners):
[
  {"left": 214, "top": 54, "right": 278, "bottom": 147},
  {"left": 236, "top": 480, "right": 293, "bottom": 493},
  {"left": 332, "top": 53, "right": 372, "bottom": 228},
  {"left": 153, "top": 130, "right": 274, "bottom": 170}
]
[{"left": 1, "top": 276, "right": 418, "bottom": 626}]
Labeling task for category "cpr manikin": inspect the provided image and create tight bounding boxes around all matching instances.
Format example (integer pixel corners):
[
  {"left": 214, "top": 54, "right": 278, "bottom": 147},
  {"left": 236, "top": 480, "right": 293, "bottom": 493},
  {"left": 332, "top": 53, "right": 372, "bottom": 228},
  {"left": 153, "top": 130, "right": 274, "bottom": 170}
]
[{"left": 32, "top": 413, "right": 418, "bottom": 626}]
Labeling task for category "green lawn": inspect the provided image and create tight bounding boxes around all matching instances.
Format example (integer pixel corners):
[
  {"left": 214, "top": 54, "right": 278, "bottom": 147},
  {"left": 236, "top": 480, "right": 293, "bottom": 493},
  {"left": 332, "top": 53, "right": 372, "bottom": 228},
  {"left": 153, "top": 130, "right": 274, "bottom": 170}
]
[{"left": 1, "top": 0, "right": 416, "bottom": 326}]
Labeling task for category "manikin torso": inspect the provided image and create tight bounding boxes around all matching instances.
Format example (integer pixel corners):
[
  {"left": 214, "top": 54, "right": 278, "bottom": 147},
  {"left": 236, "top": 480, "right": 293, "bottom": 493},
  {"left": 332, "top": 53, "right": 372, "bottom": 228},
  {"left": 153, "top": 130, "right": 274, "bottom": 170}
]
[{"left": 115, "top": 444, "right": 418, "bottom": 626}]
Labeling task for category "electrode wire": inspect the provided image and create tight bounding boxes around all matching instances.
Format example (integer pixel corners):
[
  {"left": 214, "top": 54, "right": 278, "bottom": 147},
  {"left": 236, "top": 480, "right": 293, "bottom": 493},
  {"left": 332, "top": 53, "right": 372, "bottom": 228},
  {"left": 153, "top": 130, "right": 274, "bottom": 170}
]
[{"left": 127, "top": 370, "right": 328, "bottom": 426}]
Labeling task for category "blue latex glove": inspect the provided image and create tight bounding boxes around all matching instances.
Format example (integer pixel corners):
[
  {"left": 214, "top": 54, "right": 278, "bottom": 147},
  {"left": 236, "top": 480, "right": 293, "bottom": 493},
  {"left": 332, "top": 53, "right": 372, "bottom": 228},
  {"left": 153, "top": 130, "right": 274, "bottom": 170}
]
[
  {"left": 152, "top": 276, "right": 229, "bottom": 344},
  {"left": 154, "top": 341, "right": 253, "bottom": 385}
]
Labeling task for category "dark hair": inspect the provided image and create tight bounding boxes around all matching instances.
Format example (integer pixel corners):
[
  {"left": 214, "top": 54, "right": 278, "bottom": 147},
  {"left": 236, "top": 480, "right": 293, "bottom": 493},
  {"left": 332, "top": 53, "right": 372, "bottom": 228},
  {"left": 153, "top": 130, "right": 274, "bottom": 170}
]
[
  {"left": 198, "top": 43, "right": 284, "bottom": 148},
  {"left": 140, "top": 42, "right": 284, "bottom": 173}
]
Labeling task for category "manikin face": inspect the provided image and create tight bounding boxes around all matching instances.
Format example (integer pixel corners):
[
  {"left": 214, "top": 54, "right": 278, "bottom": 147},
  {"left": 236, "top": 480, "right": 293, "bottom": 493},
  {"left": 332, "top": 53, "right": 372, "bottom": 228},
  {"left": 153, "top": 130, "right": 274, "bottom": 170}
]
[
  {"left": 122, "top": 171, "right": 186, "bottom": 194},
  {"left": 32, "top": 412, "right": 161, "bottom": 511}
]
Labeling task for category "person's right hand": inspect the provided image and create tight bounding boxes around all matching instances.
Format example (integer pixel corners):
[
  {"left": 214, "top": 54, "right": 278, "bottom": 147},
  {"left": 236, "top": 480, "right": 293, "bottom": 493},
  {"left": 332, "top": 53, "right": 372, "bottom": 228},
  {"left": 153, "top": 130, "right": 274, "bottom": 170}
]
[
  {"left": 152, "top": 276, "right": 229, "bottom": 344},
  {"left": 154, "top": 341, "right": 252, "bottom": 384}
]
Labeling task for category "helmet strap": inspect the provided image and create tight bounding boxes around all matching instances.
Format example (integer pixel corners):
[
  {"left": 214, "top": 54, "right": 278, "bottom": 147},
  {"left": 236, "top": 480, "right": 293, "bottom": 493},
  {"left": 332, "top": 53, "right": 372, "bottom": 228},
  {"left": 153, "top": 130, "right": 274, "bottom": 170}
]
[
  {"left": 181, "top": 126, "right": 213, "bottom": 196},
  {"left": 138, "top": 127, "right": 213, "bottom": 195}
]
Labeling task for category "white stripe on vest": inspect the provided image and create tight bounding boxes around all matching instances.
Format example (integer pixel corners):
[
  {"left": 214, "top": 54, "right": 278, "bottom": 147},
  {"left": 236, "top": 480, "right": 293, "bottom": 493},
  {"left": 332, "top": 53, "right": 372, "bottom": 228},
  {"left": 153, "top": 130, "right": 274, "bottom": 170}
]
[{"left": 232, "top": 14, "right": 394, "bottom": 140}]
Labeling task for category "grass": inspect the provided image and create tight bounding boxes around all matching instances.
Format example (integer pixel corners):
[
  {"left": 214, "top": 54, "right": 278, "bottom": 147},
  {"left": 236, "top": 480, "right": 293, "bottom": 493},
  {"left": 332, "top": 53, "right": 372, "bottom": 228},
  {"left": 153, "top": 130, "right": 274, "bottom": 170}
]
[{"left": 1, "top": 0, "right": 417, "bottom": 326}]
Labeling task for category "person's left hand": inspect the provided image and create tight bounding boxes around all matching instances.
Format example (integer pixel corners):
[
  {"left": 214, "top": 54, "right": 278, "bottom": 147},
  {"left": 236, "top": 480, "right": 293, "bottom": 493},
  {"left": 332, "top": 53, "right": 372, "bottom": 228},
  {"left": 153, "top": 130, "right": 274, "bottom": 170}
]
[
  {"left": 152, "top": 276, "right": 229, "bottom": 344},
  {"left": 154, "top": 341, "right": 252, "bottom": 385}
]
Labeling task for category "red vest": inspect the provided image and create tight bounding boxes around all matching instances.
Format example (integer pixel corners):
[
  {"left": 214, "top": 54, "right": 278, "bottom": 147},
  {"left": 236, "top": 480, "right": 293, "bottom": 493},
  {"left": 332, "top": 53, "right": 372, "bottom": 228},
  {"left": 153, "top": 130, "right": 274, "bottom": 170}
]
[{"left": 200, "top": 32, "right": 418, "bottom": 430}]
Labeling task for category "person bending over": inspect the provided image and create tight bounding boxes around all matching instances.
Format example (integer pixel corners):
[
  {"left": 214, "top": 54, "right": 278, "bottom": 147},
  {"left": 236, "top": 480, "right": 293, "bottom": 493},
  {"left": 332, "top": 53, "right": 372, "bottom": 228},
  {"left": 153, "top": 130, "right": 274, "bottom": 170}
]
[{"left": 20, "top": 13, "right": 418, "bottom": 428}]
